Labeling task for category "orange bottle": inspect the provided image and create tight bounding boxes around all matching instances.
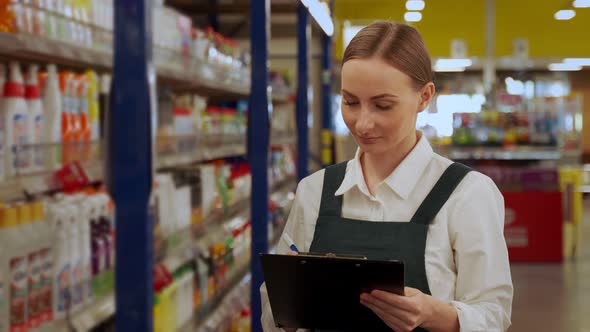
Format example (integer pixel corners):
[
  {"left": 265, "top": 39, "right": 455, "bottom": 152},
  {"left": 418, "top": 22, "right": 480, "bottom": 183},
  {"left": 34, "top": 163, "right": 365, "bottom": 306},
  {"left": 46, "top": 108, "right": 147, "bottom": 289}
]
[
  {"left": 77, "top": 74, "right": 91, "bottom": 161},
  {"left": 59, "top": 72, "right": 76, "bottom": 164}
]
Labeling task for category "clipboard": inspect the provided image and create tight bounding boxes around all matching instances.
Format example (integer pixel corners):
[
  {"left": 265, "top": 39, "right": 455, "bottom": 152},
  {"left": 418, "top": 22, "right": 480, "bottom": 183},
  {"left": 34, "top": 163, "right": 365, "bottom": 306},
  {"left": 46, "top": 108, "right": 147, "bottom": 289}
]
[{"left": 260, "top": 253, "right": 404, "bottom": 331}]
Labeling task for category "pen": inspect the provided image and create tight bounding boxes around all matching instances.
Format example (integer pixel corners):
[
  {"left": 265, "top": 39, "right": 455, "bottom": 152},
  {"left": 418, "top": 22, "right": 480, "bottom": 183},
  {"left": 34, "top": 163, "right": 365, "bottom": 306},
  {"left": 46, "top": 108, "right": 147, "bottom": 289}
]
[{"left": 283, "top": 233, "right": 300, "bottom": 253}]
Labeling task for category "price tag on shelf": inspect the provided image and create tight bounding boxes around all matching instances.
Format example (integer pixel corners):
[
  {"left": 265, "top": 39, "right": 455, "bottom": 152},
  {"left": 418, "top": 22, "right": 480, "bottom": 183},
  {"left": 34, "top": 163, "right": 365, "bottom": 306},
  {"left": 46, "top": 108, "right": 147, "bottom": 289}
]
[{"left": 54, "top": 161, "right": 90, "bottom": 192}]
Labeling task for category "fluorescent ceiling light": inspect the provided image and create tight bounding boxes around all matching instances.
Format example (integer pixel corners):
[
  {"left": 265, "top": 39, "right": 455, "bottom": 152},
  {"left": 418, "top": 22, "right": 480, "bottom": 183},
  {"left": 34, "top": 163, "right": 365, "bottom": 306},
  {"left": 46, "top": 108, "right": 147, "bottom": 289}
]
[
  {"left": 563, "top": 58, "right": 590, "bottom": 66},
  {"left": 554, "top": 9, "right": 576, "bottom": 20},
  {"left": 435, "top": 58, "right": 472, "bottom": 68},
  {"left": 548, "top": 63, "right": 582, "bottom": 71},
  {"left": 404, "top": 11, "right": 422, "bottom": 22},
  {"left": 406, "top": 0, "right": 425, "bottom": 11},
  {"left": 434, "top": 67, "right": 466, "bottom": 72},
  {"left": 300, "top": 0, "right": 334, "bottom": 36},
  {"left": 573, "top": 0, "right": 590, "bottom": 8}
]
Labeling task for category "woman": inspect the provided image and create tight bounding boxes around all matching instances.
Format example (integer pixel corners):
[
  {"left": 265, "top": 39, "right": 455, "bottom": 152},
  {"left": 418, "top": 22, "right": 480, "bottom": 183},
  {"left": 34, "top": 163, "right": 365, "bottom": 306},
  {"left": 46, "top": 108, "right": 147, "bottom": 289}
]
[{"left": 261, "top": 21, "right": 513, "bottom": 332}]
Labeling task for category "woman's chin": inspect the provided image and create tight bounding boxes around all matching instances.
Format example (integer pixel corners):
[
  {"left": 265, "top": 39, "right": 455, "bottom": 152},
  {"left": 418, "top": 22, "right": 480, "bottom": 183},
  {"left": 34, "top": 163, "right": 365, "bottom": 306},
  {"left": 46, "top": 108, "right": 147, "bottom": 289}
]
[{"left": 357, "top": 142, "right": 389, "bottom": 155}]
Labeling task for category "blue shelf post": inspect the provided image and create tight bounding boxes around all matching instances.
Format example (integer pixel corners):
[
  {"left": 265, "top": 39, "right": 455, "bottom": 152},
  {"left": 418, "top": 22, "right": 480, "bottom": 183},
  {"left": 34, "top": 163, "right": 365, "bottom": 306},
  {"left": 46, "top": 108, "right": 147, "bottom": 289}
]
[
  {"left": 296, "top": 1, "right": 310, "bottom": 181},
  {"left": 109, "top": 0, "right": 154, "bottom": 331},
  {"left": 321, "top": 1, "right": 334, "bottom": 167},
  {"left": 249, "top": 1, "right": 270, "bottom": 331}
]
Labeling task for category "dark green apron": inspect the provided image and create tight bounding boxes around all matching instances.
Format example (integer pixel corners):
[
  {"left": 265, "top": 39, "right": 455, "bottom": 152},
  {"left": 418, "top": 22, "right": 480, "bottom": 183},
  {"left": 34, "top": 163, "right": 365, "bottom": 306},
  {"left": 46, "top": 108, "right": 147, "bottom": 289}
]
[{"left": 309, "top": 161, "right": 471, "bottom": 332}]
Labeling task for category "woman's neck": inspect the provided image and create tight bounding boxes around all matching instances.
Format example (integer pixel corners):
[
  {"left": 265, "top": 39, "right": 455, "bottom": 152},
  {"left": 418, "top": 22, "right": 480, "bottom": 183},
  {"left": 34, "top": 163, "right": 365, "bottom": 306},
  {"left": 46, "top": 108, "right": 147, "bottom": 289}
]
[{"left": 361, "top": 132, "right": 420, "bottom": 195}]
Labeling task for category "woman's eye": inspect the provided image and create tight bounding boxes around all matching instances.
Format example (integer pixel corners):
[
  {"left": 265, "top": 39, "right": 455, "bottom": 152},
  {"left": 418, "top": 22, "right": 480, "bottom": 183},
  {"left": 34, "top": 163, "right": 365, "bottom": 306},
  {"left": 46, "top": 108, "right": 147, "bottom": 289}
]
[
  {"left": 376, "top": 104, "right": 393, "bottom": 110},
  {"left": 343, "top": 100, "right": 359, "bottom": 106}
]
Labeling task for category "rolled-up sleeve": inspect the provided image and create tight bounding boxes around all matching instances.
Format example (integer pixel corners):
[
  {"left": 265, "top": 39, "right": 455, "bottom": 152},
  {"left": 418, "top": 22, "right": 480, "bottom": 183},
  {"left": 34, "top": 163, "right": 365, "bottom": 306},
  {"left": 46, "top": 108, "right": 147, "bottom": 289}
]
[
  {"left": 261, "top": 181, "right": 308, "bottom": 332},
  {"left": 449, "top": 174, "right": 514, "bottom": 332}
]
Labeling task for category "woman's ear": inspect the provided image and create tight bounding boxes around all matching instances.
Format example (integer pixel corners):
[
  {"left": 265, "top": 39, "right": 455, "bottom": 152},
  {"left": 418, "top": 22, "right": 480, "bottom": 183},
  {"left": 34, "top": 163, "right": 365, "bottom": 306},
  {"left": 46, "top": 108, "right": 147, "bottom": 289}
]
[{"left": 419, "top": 82, "right": 436, "bottom": 110}]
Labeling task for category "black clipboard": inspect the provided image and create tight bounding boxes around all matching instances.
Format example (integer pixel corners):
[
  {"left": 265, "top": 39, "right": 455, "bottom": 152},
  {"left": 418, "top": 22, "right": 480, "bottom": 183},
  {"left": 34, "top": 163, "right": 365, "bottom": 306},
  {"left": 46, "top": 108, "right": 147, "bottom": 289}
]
[{"left": 260, "top": 253, "right": 404, "bottom": 331}]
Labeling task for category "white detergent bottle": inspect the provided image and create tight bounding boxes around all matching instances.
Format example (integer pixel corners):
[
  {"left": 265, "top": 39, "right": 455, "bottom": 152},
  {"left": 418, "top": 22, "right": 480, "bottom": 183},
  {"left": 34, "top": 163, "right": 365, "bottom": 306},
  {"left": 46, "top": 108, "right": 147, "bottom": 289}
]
[
  {"left": 5, "top": 205, "right": 31, "bottom": 332},
  {"left": 72, "top": 195, "right": 91, "bottom": 308},
  {"left": 48, "top": 204, "right": 69, "bottom": 321},
  {"left": 0, "top": 64, "right": 6, "bottom": 181},
  {"left": 25, "top": 203, "right": 47, "bottom": 332},
  {"left": 42, "top": 65, "right": 62, "bottom": 170},
  {"left": 64, "top": 203, "right": 82, "bottom": 313},
  {"left": 0, "top": 207, "right": 16, "bottom": 332},
  {"left": 3, "top": 62, "right": 30, "bottom": 176},
  {"left": 25, "top": 65, "right": 44, "bottom": 173},
  {"left": 35, "top": 201, "right": 55, "bottom": 331}
]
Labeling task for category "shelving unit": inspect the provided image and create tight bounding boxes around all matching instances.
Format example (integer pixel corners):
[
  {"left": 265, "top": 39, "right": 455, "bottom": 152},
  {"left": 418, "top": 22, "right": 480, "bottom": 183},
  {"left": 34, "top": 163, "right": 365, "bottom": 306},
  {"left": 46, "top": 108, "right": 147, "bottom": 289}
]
[{"left": 0, "top": 0, "right": 324, "bottom": 331}]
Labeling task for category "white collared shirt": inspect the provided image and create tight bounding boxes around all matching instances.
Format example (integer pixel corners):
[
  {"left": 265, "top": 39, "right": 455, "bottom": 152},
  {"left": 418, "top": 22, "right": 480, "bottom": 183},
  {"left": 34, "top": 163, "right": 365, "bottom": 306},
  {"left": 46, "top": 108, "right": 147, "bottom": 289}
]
[{"left": 261, "top": 135, "right": 513, "bottom": 332}]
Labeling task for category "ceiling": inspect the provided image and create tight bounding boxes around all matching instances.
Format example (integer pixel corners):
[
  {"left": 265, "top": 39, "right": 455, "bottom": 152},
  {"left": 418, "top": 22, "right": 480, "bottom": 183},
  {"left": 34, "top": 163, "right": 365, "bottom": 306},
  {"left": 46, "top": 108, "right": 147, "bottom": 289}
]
[{"left": 166, "top": 0, "right": 324, "bottom": 39}]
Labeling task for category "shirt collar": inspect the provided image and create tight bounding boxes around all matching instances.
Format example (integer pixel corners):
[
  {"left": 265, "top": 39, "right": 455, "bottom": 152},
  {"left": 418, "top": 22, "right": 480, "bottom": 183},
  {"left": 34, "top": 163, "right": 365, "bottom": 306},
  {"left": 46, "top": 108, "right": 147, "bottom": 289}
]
[{"left": 334, "top": 134, "right": 434, "bottom": 200}]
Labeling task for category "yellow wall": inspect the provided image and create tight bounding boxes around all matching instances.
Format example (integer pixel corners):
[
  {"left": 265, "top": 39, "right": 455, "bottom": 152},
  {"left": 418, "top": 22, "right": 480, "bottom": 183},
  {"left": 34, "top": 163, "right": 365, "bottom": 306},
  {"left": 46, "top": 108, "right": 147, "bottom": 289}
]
[{"left": 334, "top": 0, "right": 590, "bottom": 58}]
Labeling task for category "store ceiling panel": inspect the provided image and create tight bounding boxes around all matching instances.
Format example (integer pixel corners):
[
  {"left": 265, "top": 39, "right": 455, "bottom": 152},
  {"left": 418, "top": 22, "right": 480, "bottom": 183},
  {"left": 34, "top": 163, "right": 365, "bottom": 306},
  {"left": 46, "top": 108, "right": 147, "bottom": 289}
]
[{"left": 334, "top": 0, "right": 590, "bottom": 58}]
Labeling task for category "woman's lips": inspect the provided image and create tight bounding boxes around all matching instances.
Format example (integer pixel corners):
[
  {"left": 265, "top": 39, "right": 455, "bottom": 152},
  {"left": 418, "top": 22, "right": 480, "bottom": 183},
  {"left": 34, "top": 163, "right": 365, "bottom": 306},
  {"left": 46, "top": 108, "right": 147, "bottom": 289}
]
[{"left": 358, "top": 136, "right": 382, "bottom": 144}]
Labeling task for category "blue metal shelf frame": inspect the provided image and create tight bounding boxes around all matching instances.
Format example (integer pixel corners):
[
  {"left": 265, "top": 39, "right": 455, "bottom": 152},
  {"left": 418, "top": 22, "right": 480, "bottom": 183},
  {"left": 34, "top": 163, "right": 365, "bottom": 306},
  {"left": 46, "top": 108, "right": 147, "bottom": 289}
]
[
  {"left": 296, "top": 1, "right": 311, "bottom": 181},
  {"left": 109, "top": 0, "right": 154, "bottom": 331},
  {"left": 321, "top": 0, "right": 334, "bottom": 167},
  {"left": 249, "top": 1, "right": 271, "bottom": 331}
]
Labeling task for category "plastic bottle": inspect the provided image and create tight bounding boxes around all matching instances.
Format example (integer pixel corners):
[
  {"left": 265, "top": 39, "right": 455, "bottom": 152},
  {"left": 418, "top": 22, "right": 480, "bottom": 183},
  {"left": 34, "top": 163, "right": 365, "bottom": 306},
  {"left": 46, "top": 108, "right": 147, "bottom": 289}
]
[
  {"left": 25, "top": 65, "right": 44, "bottom": 173},
  {"left": 7, "top": 205, "right": 30, "bottom": 332},
  {"left": 84, "top": 71, "right": 99, "bottom": 141},
  {"left": 34, "top": 202, "right": 54, "bottom": 329},
  {"left": 20, "top": 203, "right": 43, "bottom": 331},
  {"left": 76, "top": 75, "right": 90, "bottom": 162},
  {"left": 3, "top": 62, "right": 30, "bottom": 177},
  {"left": 48, "top": 203, "right": 69, "bottom": 321},
  {"left": 0, "top": 207, "right": 13, "bottom": 332},
  {"left": 62, "top": 201, "right": 82, "bottom": 312},
  {"left": 42, "top": 65, "right": 62, "bottom": 170},
  {"left": 59, "top": 72, "right": 74, "bottom": 164}
]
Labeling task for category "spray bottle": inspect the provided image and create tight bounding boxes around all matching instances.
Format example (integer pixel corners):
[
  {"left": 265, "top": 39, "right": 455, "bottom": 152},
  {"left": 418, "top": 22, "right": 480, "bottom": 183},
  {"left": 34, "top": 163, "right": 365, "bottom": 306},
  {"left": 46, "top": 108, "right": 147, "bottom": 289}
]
[
  {"left": 42, "top": 65, "right": 62, "bottom": 170},
  {"left": 3, "top": 62, "right": 30, "bottom": 176},
  {"left": 25, "top": 65, "right": 44, "bottom": 173}
]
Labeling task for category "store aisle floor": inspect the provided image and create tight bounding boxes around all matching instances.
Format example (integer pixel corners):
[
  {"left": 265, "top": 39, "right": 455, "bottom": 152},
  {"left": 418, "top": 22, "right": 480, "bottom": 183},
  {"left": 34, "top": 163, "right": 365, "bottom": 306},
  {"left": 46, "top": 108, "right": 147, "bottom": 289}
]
[{"left": 509, "top": 198, "right": 590, "bottom": 332}]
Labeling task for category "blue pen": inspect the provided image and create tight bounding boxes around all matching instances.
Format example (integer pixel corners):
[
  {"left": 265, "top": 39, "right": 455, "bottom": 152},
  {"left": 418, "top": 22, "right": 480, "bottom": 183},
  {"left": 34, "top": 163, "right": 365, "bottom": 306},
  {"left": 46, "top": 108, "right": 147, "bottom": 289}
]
[{"left": 283, "top": 233, "right": 300, "bottom": 253}]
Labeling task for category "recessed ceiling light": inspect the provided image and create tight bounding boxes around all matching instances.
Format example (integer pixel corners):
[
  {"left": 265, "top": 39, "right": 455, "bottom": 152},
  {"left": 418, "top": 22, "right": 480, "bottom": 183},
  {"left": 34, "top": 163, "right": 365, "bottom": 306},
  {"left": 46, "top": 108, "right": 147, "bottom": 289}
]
[
  {"left": 548, "top": 63, "right": 582, "bottom": 71},
  {"left": 404, "top": 11, "right": 422, "bottom": 22},
  {"left": 554, "top": 9, "right": 576, "bottom": 20},
  {"left": 406, "top": 0, "right": 425, "bottom": 11},
  {"left": 573, "top": 0, "right": 590, "bottom": 8},
  {"left": 564, "top": 58, "right": 590, "bottom": 66}
]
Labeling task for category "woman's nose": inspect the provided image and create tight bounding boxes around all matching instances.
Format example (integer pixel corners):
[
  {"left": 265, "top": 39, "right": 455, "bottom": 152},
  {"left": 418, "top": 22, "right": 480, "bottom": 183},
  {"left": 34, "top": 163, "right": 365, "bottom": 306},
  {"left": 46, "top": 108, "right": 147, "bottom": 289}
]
[{"left": 356, "top": 109, "right": 375, "bottom": 134}]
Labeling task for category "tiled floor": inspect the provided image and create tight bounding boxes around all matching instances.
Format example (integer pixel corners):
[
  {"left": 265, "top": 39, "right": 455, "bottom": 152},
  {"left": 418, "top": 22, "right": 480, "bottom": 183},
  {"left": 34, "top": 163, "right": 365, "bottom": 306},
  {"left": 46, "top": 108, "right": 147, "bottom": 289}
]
[{"left": 509, "top": 198, "right": 590, "bottom": 331}]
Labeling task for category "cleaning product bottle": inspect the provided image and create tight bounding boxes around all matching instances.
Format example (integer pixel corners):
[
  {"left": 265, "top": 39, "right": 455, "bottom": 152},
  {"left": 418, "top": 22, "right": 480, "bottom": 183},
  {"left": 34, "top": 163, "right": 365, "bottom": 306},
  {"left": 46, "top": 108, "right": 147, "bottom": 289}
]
[
  {"left": 33, "top": 201, "right": 53, "bottom": 329},
  {"left": 42, "top": 65, "right": 62, "bottom": 170},
  {"left": 59, "top": 72, "right": 73, "bottom": 164},
  {"left": 3, "top": 62, "right": 30, "bottom": 177},
  {"left": 0, "top": 207, "right": 10, "bottom": 332},
  {"left": 25, "top": 65, "right": 44, "bottom": 173},
  {"left": 85, "top": 71, "right": 99, "bottom": 142},
  {"left": 63, "top": 201, "right": 82, "bottom": 312},
  {"left": 0, "top": 207, "right": 26, "bottom": 332},
  {"left": 9, "top": 204, "right": 30, "bottom": 332},
  {"left": 48, "top": 203, "right": 69, "bottom": 321},
  {"left": 76, "top": 75, "right": 90, "bottom": 162},
  {"left": 21, "top": 203, "right": 43, "bottom": 331},
  {"left": 0, "top": 64, "right": 6, "bottom": 181},
  {"left": 89, "top": 196, "right": 105, "bottom": 297}
]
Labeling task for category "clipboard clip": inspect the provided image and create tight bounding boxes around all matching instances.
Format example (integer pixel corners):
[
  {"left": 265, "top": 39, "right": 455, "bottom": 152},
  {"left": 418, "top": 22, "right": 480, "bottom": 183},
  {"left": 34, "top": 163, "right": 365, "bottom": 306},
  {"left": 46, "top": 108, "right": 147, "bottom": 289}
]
[{"left": 297, "top": 252, "right": 368, "bottom": 260}]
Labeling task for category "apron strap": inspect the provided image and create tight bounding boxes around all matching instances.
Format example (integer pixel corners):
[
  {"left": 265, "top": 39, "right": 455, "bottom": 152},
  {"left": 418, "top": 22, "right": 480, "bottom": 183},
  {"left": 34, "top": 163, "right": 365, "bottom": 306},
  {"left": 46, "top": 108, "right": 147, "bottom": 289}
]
[
  {"left": 410, "top": 162, "right": 472, "bottom": 225},
  {"left": 318, "top": 162, "right": 348, "bottom": 217}
]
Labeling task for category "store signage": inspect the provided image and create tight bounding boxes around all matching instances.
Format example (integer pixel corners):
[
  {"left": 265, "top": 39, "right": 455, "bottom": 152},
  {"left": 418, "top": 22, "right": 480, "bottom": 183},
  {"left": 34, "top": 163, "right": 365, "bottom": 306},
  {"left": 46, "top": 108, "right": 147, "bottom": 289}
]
[{"left": 503, "top": 192, "right": 563, "bottom": 262}]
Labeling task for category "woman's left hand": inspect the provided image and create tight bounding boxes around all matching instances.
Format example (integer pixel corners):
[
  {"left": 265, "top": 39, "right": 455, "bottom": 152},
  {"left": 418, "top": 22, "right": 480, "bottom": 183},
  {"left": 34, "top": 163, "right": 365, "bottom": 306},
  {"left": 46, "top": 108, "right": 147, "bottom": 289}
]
[{"left": 360, "top": 287, "right": 434, "bottom": 332}]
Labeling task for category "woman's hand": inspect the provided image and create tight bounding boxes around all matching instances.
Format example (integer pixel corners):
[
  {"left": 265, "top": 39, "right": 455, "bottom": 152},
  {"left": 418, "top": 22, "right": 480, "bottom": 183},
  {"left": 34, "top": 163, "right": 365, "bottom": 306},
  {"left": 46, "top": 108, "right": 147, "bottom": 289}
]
[{"left": 360, "top": 287, "right": 434, "bottom": 332}]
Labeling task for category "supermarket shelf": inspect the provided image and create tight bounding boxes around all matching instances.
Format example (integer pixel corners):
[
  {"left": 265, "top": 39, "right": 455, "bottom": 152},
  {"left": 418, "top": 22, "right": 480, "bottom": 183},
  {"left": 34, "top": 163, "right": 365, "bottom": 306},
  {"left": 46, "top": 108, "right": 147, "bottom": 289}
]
[
  {"left": 182, "top": 234, "right": 282, "bottom": 332},
  {"left": 0, "top": 32, "right": 294, "bottom": 101},
  {"left": 0, "top": 32, "right": 111, "bottom": 69},
  {"left": 0, "top": 163, "right": 104, "bottom": 202},
  {"left": 162, "top": 177, "right": 297, "bottom": 274},
  {"left": 50, "top": 293, "right": 115, "bottom": 332},
  {"left": 439, "top": 147, "right": 580, "bottom": 161},
  {"left": 271, "top": 133, "right": 297, "bottom": 146},
  {"left": 157, "top": 142, "right": 247, "bottom": 169}
]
